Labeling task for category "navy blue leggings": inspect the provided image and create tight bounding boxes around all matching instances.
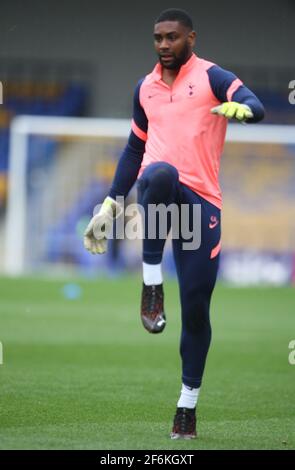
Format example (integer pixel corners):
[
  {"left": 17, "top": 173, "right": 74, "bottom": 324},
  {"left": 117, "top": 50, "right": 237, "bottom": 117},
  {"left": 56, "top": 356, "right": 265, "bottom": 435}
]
[{"left": 137, "top": 162, "right": 221, "bottom": 388}]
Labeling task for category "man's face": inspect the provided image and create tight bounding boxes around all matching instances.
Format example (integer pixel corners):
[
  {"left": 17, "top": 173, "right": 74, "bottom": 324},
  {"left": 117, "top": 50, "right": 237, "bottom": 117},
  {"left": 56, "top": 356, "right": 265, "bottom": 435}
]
[{"left": 154, "top": 21, "right": 196, "bottom": 70}]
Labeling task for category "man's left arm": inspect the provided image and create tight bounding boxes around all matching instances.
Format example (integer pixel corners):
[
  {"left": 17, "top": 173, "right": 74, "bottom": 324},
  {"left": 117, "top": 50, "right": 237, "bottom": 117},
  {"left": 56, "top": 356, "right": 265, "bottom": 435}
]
[{"left": 207, "top": 65, "right": 265, "bottom": 123}]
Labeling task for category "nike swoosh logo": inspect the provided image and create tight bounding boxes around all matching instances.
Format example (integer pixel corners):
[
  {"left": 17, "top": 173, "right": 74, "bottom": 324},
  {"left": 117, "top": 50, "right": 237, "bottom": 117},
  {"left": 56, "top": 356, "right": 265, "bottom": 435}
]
[
  {"left": 148, "top": 93, "right": 159, "bottom": 99},
  {"left": 209, "top": 221, "right": 219, "bottom": 229}
]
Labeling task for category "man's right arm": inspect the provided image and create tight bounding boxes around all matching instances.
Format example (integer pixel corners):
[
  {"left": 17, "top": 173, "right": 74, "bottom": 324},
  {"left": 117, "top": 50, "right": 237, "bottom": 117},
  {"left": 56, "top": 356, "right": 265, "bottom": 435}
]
[
  {"left": 109, "top": 79, "right": 148, "bottom": 200},
  {"left": 84, "top": 80, "right": 147, "bottom": 255}
]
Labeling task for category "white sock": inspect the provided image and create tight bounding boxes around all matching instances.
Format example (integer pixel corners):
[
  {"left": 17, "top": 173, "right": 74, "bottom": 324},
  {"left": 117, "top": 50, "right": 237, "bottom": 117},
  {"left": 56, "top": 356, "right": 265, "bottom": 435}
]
[
  {"left": 177, "top": 384, "right": 200, "bottom": 409},
  {"left": 143, "top": 262, "right": 163, "bottom": 286}
]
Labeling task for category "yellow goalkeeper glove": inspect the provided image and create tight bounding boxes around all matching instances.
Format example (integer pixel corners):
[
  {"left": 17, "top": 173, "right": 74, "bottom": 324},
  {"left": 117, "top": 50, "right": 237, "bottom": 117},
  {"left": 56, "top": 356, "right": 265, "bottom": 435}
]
[
  {"left": 83, "top": 196, "right": 122, "bottom": 255},
  {"left": 211, "top": 101, "right": 253, "bottom": 121}
]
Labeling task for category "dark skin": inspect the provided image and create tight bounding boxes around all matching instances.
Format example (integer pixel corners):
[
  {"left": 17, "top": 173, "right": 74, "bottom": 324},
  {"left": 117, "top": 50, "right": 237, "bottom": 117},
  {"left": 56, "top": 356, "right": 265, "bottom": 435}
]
[{"left": 154, "top": 21, "right": 196, "bottom": 87}]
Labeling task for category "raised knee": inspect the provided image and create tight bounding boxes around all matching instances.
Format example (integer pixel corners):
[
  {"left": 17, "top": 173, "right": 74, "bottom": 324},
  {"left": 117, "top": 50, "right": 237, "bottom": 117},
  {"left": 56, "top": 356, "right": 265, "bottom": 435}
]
[{"left": 148, "top": 162, "right": 179, "bottom": 186}]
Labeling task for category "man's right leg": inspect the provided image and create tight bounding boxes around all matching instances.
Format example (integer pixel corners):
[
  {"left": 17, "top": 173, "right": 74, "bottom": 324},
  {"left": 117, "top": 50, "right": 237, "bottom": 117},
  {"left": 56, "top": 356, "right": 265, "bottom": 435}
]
[{"left": 137, "top": 162, "right": 179, "bottom": 333}]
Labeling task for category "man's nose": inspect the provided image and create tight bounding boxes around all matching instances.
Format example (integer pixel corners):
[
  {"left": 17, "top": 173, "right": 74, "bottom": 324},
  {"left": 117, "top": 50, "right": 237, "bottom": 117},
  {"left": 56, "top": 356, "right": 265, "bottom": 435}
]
[{"left": 159, "top": 38, "right": 170, "bottom": 49}]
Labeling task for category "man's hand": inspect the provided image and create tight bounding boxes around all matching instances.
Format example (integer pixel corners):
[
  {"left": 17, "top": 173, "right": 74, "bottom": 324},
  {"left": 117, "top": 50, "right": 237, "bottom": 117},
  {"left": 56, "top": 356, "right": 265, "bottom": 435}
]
[
  {"left": 83, "top": 196, "right": 122, "bottom": 255},
  {"left": 211, "top": 101, "right": 253, "bottom": 121}
]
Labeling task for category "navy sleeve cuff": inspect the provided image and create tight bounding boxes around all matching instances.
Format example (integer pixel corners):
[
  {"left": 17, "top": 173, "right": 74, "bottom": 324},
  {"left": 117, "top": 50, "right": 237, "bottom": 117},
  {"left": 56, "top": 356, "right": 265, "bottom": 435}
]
[
  {"left": 232, "top": 86, "right": 265, "bottom": 123},
  {"left": 109, "top": 131, "right": 145, "bottom": 199}
]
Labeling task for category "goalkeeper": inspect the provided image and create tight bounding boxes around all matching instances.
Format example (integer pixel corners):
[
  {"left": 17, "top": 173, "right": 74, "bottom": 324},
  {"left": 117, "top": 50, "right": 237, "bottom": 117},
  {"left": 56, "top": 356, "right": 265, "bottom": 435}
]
[{"left": 84, "top": 8, "right": 264, "bottom": 439}]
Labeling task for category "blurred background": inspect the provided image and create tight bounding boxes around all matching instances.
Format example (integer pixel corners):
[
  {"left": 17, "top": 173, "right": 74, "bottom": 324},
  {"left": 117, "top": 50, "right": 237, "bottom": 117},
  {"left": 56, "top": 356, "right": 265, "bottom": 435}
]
[
  {"left": 0, "top": 0, "right": 294, "bottom": 285},
  {"left": 1, "top": 2, "right": 295, "bottom": 451}
]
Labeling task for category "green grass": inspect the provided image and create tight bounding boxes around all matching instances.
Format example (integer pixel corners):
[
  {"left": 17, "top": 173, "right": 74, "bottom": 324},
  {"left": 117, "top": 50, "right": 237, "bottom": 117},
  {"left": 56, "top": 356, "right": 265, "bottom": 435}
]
[{"left": 0, "top": 276, "right": 294, "bottom": 450}]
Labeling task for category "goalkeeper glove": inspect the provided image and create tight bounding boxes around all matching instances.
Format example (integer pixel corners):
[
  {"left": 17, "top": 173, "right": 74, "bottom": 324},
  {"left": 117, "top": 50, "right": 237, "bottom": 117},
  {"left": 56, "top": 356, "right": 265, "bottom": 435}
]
[
  {"left": 211, "top": 101, "right": 253, "bottom": 121},
  {"left": 83, "top": 196, "right": 122, "bottom": 255}
]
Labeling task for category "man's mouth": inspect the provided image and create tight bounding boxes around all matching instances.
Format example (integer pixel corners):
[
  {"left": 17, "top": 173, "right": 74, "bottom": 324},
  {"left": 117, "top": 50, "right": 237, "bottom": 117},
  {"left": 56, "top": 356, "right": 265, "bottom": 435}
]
[{"left": 160, "top": 55, "right": 174, "bottom": 61}]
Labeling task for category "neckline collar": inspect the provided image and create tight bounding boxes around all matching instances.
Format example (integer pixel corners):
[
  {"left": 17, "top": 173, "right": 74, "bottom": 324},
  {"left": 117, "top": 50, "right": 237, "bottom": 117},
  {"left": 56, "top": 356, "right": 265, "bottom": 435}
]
[{"left": 152, "top": 53, "right": 198, "bottom": 82}]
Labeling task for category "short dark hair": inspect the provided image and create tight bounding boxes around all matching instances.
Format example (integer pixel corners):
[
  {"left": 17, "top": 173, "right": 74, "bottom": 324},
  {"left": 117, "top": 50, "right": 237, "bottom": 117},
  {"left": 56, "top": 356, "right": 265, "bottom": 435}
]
[{"left": 155, "top": 8, "right": 194, "bottom": 31}]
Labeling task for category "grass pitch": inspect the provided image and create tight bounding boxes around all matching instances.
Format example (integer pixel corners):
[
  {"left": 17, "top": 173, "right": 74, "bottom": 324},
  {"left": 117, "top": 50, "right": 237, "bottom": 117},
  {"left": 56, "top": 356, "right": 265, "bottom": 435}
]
[{"left": 0, "top": 276, "right": 294, "bottom": 450}]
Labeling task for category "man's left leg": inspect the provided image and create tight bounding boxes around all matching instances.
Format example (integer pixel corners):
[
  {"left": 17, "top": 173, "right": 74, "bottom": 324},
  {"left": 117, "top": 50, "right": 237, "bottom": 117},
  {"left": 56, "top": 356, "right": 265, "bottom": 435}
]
[{"left": 171, "top": 186, "right": 221, "bottom": 439}]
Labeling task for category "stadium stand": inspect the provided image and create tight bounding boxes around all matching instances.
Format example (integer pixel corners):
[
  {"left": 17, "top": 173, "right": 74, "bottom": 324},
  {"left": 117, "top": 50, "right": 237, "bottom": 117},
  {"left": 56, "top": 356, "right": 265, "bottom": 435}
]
[{"left": 0, "top": 81, "right": 88, "bottom": 210}]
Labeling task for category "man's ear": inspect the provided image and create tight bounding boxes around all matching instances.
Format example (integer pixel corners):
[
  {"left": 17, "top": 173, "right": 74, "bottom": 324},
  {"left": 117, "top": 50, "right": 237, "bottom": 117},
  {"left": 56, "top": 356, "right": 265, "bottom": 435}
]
[{"left": 188, "top": 30, "right": 196, "bottom": 48}]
